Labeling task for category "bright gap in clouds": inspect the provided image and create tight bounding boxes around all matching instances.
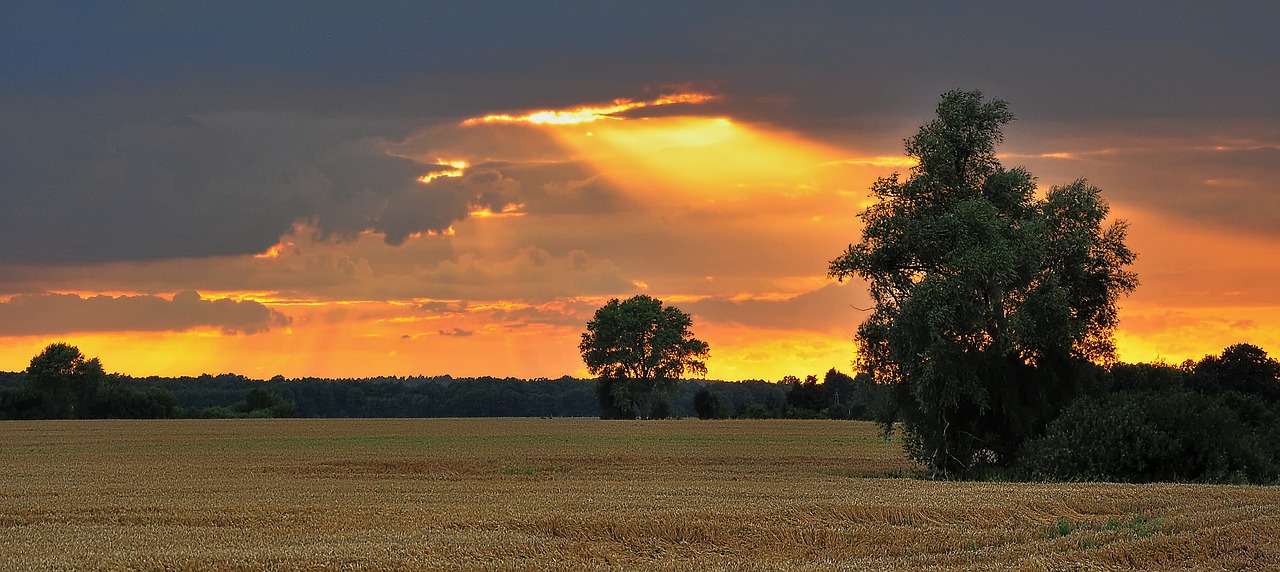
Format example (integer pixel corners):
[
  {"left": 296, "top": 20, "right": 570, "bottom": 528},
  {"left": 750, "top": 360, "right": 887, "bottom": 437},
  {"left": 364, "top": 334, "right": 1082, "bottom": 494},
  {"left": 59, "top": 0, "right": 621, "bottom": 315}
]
[
  {"left": 0, "top": 91, "right": 1012, "bottom": 381},
  {"left": 446, "top": 92, "right": 872, "bottom": 380},
  {"left": 462, "top": 92, "right": 720, "bottom": 126}
]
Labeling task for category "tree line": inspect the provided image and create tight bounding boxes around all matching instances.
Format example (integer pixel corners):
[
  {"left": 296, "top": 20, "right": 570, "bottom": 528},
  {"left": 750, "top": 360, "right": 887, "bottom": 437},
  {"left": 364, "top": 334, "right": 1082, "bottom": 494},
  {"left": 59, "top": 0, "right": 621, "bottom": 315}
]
[
  {"left": 0, "top": 343, "right": 295, "bottom": 419},
  {"left": 0, "top": 342, "right": 879, "bottom": 420}
]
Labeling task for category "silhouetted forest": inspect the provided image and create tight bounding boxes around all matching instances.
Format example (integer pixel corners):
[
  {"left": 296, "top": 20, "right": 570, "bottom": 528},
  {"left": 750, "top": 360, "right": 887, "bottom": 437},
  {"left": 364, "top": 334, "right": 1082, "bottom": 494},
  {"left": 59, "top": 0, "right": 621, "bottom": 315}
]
[
  {"left": 0, "top": 367, "right": 865, "bottom": 420},
  {"left": 5, "top": 341, "right": 1279, "bottom": 483},
  {"left": 0, "top": 342, "right": 885, "bottom": 420}
]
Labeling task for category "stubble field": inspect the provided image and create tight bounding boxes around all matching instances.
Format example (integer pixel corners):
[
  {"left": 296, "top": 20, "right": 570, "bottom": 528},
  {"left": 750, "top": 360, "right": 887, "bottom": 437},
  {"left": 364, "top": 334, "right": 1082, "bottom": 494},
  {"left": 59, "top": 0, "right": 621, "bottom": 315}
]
[{"left": 1, "top": 418, "right": 1277, "bottom": 571}]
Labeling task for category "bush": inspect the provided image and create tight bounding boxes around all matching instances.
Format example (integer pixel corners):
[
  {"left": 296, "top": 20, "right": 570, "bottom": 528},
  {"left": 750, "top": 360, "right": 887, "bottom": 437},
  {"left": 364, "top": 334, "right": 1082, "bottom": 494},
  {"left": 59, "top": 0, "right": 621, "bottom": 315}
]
[
  {"left": 232, "top": 387, "right": 297, "bottom": 418},
  {"left": 1019, "top": 390, "right": 1279, "bottom": 484},
  {"left": 91, "top": 384, "right": 179, "bottom": 419},
  {"left": 692, "top": 387, "right": 721, "bottom": 419},
  {"left": 0, "top": 386, "right": 40, "bottom": 419},
  {"left": 741, "top": 404, "right": 770, "bottom": 419},
  {"left": 649, "top": 397, "right": 673, "bottom": 420}
]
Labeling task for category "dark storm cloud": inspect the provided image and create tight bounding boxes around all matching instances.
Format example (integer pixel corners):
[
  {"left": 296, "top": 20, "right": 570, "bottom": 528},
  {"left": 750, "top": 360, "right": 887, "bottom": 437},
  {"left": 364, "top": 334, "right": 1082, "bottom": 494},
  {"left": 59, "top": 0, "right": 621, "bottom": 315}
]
[
  {"left": 2, "top": 2, "right": 1278, "bottom": 263},
  {"left": 0, "top": 111, "right": 521, "bottom": 262},
  {"left": 0, "top": 291, "right": 289, "bottom": 336},
  {"left": 466, "top": 161, "right": 637, "bottom": 216},
  {"left": 378, "top": 168, "right": 521, "bottom": 245}
]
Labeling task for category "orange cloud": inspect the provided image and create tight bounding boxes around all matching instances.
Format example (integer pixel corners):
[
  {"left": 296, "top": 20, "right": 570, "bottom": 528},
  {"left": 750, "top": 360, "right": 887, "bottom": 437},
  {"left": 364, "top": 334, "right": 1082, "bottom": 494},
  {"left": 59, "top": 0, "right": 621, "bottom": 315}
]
[
  {"left": 462, "top": 92, "right": 719, "bottom": 126},
  {"left": 8, "top": 91, "right": 1276, "bottom": 385}
]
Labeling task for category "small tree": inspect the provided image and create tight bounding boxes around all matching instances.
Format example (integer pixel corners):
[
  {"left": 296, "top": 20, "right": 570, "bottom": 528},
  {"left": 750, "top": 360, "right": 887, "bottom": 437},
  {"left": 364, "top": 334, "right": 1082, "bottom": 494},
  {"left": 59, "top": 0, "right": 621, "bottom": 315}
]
[
  {"left": 233, "top": 387, "right": 298, "bottom": 418},
  {"left": 25, "top": 343, "right": 106, "bottom": 418},
  {"left": 693, "top": 386, "right": 721, "bottom": 419},
  {"left": 579, "top": 295, "right": 709, "bottom": 419}
]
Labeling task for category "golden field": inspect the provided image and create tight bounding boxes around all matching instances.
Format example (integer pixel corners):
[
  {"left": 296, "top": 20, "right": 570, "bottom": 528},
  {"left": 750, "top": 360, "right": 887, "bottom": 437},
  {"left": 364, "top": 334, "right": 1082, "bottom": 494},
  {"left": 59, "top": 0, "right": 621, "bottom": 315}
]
[{"left": 1, "top": 418, "right": 1277, "bottom": 571}]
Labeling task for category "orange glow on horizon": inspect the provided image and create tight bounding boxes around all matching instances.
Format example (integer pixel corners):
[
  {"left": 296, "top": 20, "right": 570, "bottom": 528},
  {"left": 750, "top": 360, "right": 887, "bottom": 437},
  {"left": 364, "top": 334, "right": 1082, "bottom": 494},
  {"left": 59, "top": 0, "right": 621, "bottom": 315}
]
[{"left": 5, "top": 95, "right": 1278, "bottom": 384}]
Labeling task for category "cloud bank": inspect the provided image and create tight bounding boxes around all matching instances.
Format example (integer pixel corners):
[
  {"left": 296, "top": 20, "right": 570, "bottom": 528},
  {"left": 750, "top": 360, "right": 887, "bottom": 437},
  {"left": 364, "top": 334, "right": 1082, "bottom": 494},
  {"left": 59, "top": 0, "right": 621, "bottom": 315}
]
[{"left": 0, "top": 291, "right": 289, "bottom": 336}]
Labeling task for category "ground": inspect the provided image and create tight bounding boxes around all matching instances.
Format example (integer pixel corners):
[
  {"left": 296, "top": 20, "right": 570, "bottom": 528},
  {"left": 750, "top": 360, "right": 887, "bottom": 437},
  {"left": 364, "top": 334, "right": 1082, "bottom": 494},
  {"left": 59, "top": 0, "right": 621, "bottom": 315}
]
[{"left": 2, "top": 418, "right": 1277, "bottom": 570}]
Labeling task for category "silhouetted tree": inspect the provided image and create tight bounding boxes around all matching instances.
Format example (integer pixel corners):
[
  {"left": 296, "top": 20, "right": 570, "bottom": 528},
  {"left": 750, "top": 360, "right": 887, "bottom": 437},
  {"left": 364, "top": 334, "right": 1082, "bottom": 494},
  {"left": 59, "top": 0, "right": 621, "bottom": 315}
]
[
  {"left": 829, "top": 90, "right": 1138, "bottom": 476},
  {"left": 692, "top": 386, "right": 721, "bottom": 419},
  {"left": 579, "top": 295, "right": 709, "bottom": 419},
  {"left": 25, "top": 343, "right": 106, "bottom": 418},
  {"left": 785, "top": 375, "right": 826, "bottom": 416},
  {"left": 1192, "top": 343, "right": 1280, "bottom": 401},
  {"left": 232, "top": 387, "right": 297, "bottom": 417}
]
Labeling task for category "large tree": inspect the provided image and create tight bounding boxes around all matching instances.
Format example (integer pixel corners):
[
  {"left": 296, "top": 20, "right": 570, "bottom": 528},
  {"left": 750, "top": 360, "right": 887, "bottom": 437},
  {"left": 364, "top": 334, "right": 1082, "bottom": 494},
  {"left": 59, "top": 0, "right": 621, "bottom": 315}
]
[
  {"left": 580, "top": 295, "right": 709, "bottom": 419},
  {"left": 829, "top": 90, "right": 1137, "bottom": 476}
]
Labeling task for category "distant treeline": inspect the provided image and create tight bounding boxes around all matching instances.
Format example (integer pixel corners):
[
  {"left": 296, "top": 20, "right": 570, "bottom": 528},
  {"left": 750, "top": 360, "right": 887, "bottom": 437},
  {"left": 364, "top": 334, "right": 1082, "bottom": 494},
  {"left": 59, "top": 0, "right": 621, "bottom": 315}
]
[
  {"left": 7, "top": 341, "right": 1280, "bottom": 484},
  {"left": 0, "top": 343, "right": 881, "bottom": 420},
  {"left": 0, "top": 368, "right": 877, "bottom": 420}
]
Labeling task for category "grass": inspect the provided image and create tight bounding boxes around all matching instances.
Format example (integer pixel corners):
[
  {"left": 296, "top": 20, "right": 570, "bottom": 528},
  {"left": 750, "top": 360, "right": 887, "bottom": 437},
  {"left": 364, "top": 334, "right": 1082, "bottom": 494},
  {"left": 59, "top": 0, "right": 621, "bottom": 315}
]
[{"left": 1, "top": 418, "right": 1277, "bottom": 570}]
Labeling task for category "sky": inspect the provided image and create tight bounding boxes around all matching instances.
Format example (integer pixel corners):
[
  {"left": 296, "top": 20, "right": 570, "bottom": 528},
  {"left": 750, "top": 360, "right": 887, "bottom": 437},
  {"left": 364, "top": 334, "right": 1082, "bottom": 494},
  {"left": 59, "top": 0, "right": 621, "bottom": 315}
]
[{"left": 2, "top": 3, "right": 1278, "bottom": 381}]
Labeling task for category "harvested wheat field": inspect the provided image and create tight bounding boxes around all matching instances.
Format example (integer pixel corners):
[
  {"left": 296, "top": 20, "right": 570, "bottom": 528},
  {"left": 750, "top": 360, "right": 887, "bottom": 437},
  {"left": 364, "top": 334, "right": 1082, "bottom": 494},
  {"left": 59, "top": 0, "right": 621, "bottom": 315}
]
[{"left": 2, "top": 418, "right": 1277, "bottom": 571}]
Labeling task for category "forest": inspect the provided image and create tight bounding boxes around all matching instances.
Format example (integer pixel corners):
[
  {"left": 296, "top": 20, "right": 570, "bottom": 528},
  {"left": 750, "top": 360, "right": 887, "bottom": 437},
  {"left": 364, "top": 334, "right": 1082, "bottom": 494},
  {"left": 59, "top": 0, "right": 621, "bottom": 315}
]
[
  {"left": 4, "top": 340, "right": 1279, "bottom": 482},
  {"left": 0, "top": 347, "right": 869, "bottom": 421}
]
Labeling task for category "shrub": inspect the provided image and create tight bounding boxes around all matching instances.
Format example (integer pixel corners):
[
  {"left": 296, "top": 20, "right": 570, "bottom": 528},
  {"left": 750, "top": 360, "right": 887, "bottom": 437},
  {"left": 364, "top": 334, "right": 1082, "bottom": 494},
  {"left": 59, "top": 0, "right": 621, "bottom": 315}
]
[
  {"left": 1019, "top": 390, "right": 1279, "bottom": 483},
  {"left": 692, "top": 387, "right": 721, "bottom": 420}
]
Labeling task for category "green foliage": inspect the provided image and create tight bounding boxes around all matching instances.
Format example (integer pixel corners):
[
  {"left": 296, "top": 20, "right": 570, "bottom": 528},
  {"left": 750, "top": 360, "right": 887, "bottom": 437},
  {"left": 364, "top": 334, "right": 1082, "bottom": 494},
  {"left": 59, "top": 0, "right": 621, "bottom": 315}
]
[
  {"left": 1109, "top": 362, "right": 1188, "bottom": 393},
  {"left": 232, "top": 387, "right": 297, "bottom": 418},
  {"left": 1019, "top": 389, "right": 1280, "bottom": 483},
  {"left": 24, "top": 342, "right": 107, "bottom": 418},
  {"left": 5, "top": 343, "right": 180, "bottom": 419},
  {"left": 692, "top": 386, "right": 721, "bottom": 419},
  {"left": 784, "top": 369, "right": 884, "bottom": 420},
  {"left": 1047, "top": 517, "right": 1075, "bottom": 539},
  {"left": 1021, "top": 345, "right": 1280, "bottom": 484},
  {"left": 1045, "top": 514, "right": 1162, "bottom": 545},
  {"left": 741, "top": 404, "right": 771, "bottom": 419},
  {"left": 91, "top": 382, "right": 179, "bottom": 419},
  {"left": 0, "top": 386, "right": 41, "bottom": 419},
  {"left": 648, "top": 397, "right": 673, "bottom": 420},
  {"left": 580, "top": 295, "right": 710, "bottom": 419},
  {"left": 829, "top": 90, "right": 1137, "bottom": 476},
  {"left": 1191, "top": 343, "right": 1280, "bottom": 400},
  {"left": 784, "top": 375, "right": 825, "bottom": 414},
  {"left": 1102, "top": 514, "right": 1162, "bottom": 538}
]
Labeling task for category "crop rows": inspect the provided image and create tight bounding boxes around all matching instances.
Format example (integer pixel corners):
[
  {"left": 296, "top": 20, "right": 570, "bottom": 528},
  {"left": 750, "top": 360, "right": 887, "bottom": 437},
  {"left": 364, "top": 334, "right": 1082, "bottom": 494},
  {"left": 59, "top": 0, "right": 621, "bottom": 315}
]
[{"left": 2, "top": 418, "right": 1277, "bottom": 570}]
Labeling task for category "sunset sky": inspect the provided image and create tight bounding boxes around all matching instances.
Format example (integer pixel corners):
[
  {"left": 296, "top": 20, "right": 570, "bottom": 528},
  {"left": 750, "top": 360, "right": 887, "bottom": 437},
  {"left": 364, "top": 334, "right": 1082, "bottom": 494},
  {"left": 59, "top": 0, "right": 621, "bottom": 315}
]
[{"left": 2, "top": 4, "right": 1278, "bottom": 381}]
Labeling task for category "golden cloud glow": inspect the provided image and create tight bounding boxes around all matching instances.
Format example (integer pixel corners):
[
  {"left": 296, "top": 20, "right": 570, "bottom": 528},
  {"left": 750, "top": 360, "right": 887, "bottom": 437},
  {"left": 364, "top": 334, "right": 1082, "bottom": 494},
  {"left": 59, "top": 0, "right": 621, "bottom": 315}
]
[
  {"left": 9, "top": 93, "right": 1277, "bottom": 384},
  {"left": 253, "top": 241, "right": 292, "bottom": 259},
  {"left": 418, "top": 159, "right": 470, "bottom": 183},
  {"left": 461, "top": 92, "right": 719, "bottom": 126},
  {"left": 468, "top": 204, "right": 526, "bottom": 219},
  {"left": 548, "top": 116, "right": 853, "bottom": 199},
  {"left": 824, "top": 157, "right": 920, "bottom": 168}
]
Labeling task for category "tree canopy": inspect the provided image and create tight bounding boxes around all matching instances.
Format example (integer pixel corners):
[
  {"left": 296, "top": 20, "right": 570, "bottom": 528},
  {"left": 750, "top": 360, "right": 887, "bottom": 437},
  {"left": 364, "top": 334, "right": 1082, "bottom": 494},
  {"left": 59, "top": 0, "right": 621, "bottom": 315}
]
[
  {"left": 829, "top": 90, "right": 1138, "bottom": 476},
  {"left": 579, "top": 295, "right": 710, "bottom": 419},
  {"left": 25, "top": 342, "right": 106, "bottom": 418}
]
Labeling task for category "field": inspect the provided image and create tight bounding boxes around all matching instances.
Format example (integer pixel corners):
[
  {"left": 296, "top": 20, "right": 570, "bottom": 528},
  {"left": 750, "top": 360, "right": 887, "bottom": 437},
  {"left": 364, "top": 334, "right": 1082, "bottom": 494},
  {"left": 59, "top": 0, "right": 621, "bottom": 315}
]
[{"left": 2, "top": 419, "right": 1277, "bottom": 570}]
